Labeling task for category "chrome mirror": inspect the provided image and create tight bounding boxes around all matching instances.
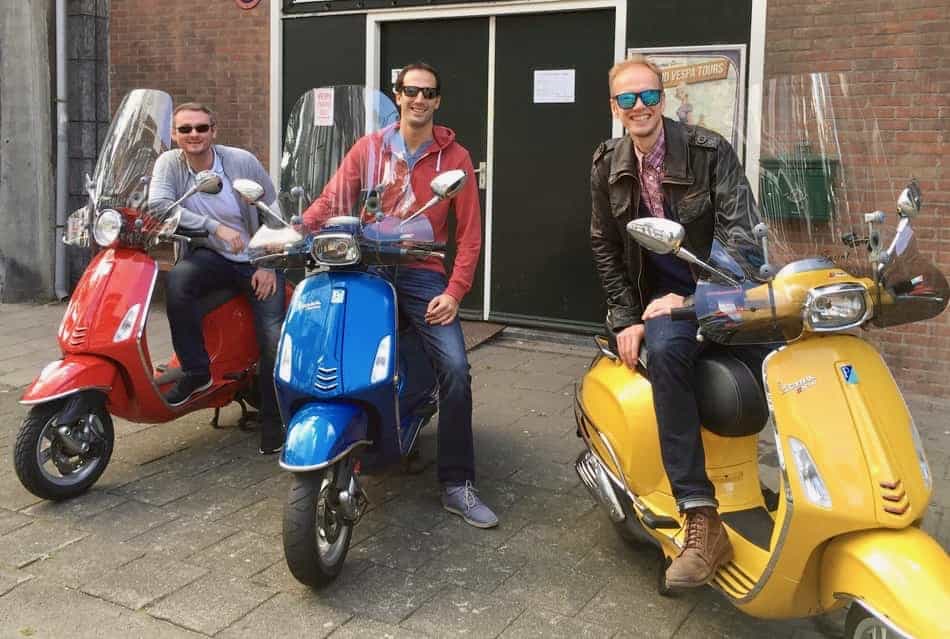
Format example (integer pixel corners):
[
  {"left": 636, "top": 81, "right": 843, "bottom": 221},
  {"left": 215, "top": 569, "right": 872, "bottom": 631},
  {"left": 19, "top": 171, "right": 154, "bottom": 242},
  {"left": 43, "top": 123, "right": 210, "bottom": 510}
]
[
  {"left": 430, "top": 169, "right": 467, "bottom": 199},
  {"left": 896, "top": 180, "right": 921, "bottom": 218},
  {"left": 626, "top": 218, "right": 685, "bottom": 255},
  {"left": 194, "top": 170, "right": 223, "bottom": 195},
  {"left": 232, "top": 178, "right": 264, "bottom": 203}
]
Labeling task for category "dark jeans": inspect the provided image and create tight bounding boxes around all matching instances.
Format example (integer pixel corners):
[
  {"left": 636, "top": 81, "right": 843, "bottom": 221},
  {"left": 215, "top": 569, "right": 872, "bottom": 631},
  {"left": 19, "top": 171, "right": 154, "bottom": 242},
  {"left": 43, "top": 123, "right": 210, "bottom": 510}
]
[
  {"left": 165, "top": 248, "right": 285, "bottom": 427},
  {"left": 644, "top": 314, "right": 771, "bottom": 511},
  {"left": 375, "top": 266, "right": 475, "bottom": 484}
]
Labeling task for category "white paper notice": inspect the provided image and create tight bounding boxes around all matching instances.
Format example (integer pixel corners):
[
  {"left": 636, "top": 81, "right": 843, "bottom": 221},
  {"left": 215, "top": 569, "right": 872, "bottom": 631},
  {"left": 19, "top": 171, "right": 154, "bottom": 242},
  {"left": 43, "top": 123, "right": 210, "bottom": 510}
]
[
  {"left": 391, "top": 68, "right": 401, "bottom": 86},
  {"left": 533, "top": 69, "right": 575, "bottom": 104},
  {"left": 314, "top": 87, "right": 334, "bottom": 126}
]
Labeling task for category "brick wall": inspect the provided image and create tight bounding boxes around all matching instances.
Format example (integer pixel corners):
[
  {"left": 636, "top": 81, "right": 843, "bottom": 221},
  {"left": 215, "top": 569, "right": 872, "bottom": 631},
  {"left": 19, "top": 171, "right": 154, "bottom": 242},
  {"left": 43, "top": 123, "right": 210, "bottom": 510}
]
[
  {"left": 765, "top": 0, "right": 950, "bottom": 403},
  {"left": 110, "top": 0, "right": 270, "bottom": 168}
]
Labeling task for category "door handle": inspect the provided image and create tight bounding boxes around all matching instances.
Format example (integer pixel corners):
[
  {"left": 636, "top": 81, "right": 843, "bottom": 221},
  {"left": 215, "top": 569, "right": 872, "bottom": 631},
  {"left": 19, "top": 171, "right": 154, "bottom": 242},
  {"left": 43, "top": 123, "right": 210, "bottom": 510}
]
[{"left": 476, "top": 161, "right": 487, "bottom": 190}]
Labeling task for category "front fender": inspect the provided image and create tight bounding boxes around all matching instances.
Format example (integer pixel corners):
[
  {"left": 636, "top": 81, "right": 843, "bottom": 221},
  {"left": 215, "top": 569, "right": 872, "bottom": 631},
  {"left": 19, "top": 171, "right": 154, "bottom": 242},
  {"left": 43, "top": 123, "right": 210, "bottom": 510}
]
[
  {"left": 20, "top": 355, "right": 119, "bottom": 405},
  {"left": 820, "top": 527, "right": 950, "bottom": 639},
  {"left": 279, "top": 402, "right": 370, "bottom": 472}
]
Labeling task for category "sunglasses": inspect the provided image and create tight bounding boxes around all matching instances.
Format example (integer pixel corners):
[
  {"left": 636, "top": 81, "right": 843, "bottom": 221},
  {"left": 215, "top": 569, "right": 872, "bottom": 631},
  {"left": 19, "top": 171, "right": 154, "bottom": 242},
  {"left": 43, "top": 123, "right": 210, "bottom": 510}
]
[
  {"left": 176, "top": 124, "right": 213, "bottom": 134},
  {"left": 399, "top": 85, "right": 440, "bottom": 99},
  {"left": 613, "top": 89, "right": 663, "bottom": 109}
]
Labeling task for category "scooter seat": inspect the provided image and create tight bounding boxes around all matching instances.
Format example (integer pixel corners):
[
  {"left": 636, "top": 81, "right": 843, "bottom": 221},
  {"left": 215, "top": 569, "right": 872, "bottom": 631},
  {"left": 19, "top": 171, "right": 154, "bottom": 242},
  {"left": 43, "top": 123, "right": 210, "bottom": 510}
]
[
  {"left": 196, "top": 286, "right": 241, "bottom": 317},
  {"left": 693, "top": 353, "right": 769, "bottom": 438}
]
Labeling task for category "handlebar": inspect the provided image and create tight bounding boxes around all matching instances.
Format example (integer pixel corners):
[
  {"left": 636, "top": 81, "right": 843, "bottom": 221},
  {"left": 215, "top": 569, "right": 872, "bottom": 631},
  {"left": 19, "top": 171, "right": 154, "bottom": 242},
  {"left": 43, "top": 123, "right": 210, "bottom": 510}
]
[
  {"left": 174, "top": 228, "right": 210, "bottom": 239},
  {"left": 670, "top": 305, "right": 697, "bottom": 322}
]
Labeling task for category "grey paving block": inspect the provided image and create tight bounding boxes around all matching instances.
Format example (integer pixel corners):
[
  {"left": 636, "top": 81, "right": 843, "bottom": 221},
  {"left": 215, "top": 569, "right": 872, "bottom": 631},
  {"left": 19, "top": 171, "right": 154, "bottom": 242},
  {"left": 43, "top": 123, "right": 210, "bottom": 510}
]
[
  {"left": 77, "top": 499, "right": 180, "bottom": 541},
  {"left": 249, "top": 554, "right": 370, "bottom": 593},
  {"left": 111, "top": 418, "right": 221, "bottom": 466},
  {"left": 492, "top": 560, "right": 603, "bottom": 616},
  {"left": 217, "top": 591, "right": 352, "bottom": 638},
  {"left": 350, "top": 524, "right": 452, "bottom": 573},
  {"left": 80, "top": 554, "right": 207, "bottom": 610},
  {"left": 499, "top": 608, "right": 612, "bottom": 638},
  {"left": 146, "top": 572, "right": 277, "bottom": 636},
  {"left": 28, "top": 534, "right": 145, "bottom": 588},
  {"left": 22, "top": 488, "right": 127, "bottom": 522},
  {"left": 577, "top": 568, "right": 698, "bottom": 636},
  {"left": 127, "top": 515, "right": 237, "bottom": 560},
  {"left": 474, "top": 479, "right": 595, "bottom": 526},
  {"left": 672, "top": 589, "right": 800, "bottom": 639},
  {"left": 314, "top": 563, "right": 443, "bottom": 624},
  {"left": 401, "top": 585, "right": 525, "bottom": 638},
  {"left": 216, "top": 497, "right": 284, "bottom": 538},
  {"left": 508, "top": 458, "right": 581, "bottom": 493},
  {"left": 0, "top": 472, "right": 45, "bottom": 511},
  {"left": 95, "top": 458, "right": 165, "bottom": 490},
  {"left": 432, "top": 509, "right": 529, "bottom": 550},
  {"left": 0, "top": 520, "right": 87, "bottom": 568},
  {"left": 188, "top": 530, "right": 284, "bottom": 577},
  {"left": 370, "top": 491, "right": 452, "bottom": 532},
  {"left": 0, "top": 507, "right": 32, "bottom": 535},
  {"left": 163, "top": 480, "right": 270, "bottom": 522},
  {"left": 114, "top": 469, "right": 206, "bottom": 506},
  {"left": 201, "top": 455, "right": 285, "bottom": 490},
  {"left": 330, "top": 617, "right": 428, "bottom": 639},
  {"left": 0, "top": 567, "right": 33, "bottom": 597},
  {"left": 417, "top": 540, "right": 527, "bottom": 594}
]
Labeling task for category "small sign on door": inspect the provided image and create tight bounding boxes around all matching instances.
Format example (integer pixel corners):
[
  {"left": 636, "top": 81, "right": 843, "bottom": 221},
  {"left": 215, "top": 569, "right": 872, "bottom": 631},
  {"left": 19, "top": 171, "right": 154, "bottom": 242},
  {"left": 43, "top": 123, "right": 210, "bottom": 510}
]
[
  {"left": 314, "top": 88, "right": 334, "bottom": 126},
  {"left": 533, "top": 69, "right": 575, "bottom": 104}
]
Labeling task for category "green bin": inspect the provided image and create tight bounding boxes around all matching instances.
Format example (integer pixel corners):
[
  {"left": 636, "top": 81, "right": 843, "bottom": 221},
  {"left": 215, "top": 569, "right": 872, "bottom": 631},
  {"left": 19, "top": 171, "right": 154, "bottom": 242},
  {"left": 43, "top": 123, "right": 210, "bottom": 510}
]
[{"left": 759, "top": 153, "right": 838, "bottom": 223}]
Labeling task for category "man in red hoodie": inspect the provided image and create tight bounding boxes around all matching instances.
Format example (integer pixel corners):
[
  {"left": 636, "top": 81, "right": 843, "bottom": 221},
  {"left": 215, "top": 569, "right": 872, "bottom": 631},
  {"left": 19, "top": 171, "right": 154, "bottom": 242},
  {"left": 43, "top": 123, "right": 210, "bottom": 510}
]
[{"left": 302, "top": 62, "right": 497, "bottom": 529}]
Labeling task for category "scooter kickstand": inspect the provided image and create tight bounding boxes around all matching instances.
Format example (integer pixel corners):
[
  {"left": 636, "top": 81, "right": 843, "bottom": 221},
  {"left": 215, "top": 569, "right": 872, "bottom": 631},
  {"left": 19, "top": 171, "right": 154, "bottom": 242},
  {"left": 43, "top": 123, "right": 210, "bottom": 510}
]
[
  {"left": 210, "top": 407, "right": 223, "bottom": 429},
  {"left": 236, "top": 399, "right": 259, "bottom": 432}
]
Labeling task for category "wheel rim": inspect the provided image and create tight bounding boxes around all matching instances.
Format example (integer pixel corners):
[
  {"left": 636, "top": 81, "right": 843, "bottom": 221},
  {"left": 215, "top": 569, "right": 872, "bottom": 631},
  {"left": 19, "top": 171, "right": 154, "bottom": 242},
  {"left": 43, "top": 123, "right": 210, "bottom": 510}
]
[
  {"left": 853, "top": 615, "right": 895, "bottom": 639},
  {"left": 315, "top": 468, "right": 350, "bottom": 565},
  {"left": 35, "top": 412, "right": 105, "bottom": 487}
]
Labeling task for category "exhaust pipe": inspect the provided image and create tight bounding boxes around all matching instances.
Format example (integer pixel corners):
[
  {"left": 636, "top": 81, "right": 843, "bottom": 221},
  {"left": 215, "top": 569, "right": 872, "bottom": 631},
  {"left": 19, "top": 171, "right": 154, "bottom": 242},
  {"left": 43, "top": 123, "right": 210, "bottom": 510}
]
[{"left": 575, "top": 450, "right": 625, "bottom": 522}]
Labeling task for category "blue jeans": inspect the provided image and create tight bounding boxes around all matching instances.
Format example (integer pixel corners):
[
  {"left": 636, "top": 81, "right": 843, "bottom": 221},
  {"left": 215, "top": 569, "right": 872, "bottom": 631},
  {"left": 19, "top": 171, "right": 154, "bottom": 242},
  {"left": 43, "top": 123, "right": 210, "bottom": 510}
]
[
  {"left": 165, "top": 248, "right": 285, "bottom": 427},
  {"left": 375, "top": 266, "right": 475, "bottom": 484},
  {"left": 644, "top": 314, "right": 771, "bottom": 511}
]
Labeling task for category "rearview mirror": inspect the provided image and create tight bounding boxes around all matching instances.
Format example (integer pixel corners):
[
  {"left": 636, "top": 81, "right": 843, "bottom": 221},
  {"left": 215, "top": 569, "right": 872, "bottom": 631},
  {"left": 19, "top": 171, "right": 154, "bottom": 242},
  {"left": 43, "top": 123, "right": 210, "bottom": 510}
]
[
  {"left": 232, "top": 178, "right": 264, "bottom": 204},
  {"left": 896, "top": 180, "right": 921, "bottom": 218},
  {"left": 194, "top": 170, "right": 223, "bottom": 195},
  {"left": 626, "top": 218, "right": 686, "bottom": 255},
  {"left": 430, "top": 169, "right": 467, "bottom": 199}
]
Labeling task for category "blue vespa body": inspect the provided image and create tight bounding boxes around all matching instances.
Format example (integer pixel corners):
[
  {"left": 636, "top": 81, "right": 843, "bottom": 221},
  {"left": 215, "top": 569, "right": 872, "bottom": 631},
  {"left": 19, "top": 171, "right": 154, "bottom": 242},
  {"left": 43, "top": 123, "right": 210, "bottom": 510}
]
[{"left": 275, "top": 267, "right": 438, "bottom": 472}]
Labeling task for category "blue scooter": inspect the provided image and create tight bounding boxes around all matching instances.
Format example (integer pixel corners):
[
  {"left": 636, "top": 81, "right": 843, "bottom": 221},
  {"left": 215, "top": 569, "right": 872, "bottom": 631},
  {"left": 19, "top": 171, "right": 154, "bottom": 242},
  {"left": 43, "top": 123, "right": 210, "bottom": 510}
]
[{"left": 243, "top": 86, "right": 469, "bottom": 587}]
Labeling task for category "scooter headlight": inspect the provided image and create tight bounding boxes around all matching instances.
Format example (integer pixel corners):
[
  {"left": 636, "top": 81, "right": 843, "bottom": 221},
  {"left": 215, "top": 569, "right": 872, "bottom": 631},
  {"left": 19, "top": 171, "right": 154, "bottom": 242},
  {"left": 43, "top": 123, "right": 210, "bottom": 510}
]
[
  {"left": 803, "top": 283, "right": 870, "bottom": 331},
  {"left": 787, "top": 437, "right": 832, "bottom": 508},
  {"left": 93, "top": 209, "right": 123, "bottom": 247},
  {"left": 311, "top": 233, "right": 360, "bottom": 265},
  {"left": 909, "top": 416, "right": 932, "bottom": 490}
]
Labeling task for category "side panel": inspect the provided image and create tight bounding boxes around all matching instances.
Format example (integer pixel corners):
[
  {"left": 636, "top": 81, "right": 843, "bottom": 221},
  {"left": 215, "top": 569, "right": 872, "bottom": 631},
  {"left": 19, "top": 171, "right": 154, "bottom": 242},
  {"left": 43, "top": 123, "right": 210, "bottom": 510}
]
[{"left": 281, "top": 402, "right": 369, "bottom": 470}]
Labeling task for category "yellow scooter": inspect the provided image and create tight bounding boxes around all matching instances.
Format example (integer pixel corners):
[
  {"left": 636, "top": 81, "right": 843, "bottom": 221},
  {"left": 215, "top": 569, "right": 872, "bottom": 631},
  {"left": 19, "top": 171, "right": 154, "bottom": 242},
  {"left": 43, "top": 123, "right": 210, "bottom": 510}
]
[{"left": 574, "top": 181, "right": 949, "bottom": 639}]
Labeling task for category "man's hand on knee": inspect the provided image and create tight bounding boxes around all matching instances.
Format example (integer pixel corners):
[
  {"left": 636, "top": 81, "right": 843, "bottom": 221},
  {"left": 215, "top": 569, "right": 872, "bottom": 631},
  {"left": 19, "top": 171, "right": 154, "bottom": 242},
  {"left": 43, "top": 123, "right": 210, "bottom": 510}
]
[
  {"left": 616, "top": 324, "right": 645, "bottom": 369},
  {"left": 251, "top": 268, "right": 278, "bottom": 300},
  {"left": 642, "top": 293, "right": 685, "bottom": 321},
  {"left": 425, "top": 294, "right": 459, "bottom": 326}
]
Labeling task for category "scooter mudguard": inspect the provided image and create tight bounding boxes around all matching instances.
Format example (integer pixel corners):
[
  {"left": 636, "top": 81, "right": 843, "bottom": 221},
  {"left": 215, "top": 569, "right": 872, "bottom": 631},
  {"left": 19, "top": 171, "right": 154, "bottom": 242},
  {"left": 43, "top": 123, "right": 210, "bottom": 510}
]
[
  {"left": 20, "top": 355, "right": 119, "bottom": 405},
  {"left": 279, "top": 402, "right": 371, "bottom": 472},
  {"left": 819, "top": 527, "right": 950, "bottom": 639}
]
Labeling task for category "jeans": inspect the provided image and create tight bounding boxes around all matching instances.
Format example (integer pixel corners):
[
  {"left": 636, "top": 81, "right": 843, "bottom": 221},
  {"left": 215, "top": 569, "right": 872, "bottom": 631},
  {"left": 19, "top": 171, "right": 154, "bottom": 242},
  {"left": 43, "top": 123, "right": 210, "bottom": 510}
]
[
  {"left": 644, "top": 313, "right": 771, "bottom": 511},
  {"left": 375, "top": 266, "right": 475, "bottom": 484},
  {"left": 165, "top": 248, "right": 285, "bottom": 426}
]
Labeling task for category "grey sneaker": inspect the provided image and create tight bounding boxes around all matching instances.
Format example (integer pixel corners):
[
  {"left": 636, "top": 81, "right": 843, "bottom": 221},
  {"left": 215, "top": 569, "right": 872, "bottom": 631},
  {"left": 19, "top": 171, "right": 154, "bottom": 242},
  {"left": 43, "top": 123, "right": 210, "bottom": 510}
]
[{"left": 441, "top": 481, "right": 499, "bottom": 528}]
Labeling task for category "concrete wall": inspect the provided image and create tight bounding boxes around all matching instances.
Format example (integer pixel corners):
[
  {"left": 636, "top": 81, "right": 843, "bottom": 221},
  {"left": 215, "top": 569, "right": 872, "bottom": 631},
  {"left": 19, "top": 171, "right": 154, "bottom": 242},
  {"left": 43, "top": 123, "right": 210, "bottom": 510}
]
[{"left": 0, "top": 1, "right": 55, "bottom": 302}]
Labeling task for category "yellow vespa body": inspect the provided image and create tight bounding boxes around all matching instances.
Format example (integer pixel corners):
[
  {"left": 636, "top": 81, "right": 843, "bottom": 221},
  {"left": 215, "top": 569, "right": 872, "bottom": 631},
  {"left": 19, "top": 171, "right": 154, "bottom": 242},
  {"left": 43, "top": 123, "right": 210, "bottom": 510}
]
[{"left": 574, "top": 191, "right": 949, "bottom": 638}]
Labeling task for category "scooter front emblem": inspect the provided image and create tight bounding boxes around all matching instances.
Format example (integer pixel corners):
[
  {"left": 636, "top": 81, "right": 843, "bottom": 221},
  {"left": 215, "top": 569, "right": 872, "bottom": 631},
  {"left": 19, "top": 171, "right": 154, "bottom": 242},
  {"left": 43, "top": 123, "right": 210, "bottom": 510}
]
[{"left": 840, "top": 365, "right": 859, "bottom": 384}]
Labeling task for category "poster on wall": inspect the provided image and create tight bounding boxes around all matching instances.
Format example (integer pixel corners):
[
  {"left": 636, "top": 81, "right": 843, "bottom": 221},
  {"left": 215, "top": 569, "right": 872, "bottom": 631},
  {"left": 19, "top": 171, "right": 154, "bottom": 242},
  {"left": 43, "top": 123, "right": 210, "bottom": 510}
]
[{"left": 628, "top": 45, "right": 746, "bottom": 153}]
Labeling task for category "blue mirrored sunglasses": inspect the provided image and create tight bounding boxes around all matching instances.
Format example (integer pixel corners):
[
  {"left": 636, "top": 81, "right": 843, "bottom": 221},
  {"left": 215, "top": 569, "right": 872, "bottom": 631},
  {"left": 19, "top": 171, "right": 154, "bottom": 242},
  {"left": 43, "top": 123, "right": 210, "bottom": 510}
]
[{"left": 613, "top": 89, "right": 663, "bottom": 109}]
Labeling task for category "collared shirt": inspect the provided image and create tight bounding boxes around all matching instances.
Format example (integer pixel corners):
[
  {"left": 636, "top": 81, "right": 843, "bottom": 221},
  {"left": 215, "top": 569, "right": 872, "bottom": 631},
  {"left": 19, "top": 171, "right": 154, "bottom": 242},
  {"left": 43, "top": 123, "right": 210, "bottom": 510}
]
[
  {"left": 634, "top": 126, "right": 666, "bottom": 219},
  {"left": 184, "top": 149, "right": 250, "bottom": 262}
]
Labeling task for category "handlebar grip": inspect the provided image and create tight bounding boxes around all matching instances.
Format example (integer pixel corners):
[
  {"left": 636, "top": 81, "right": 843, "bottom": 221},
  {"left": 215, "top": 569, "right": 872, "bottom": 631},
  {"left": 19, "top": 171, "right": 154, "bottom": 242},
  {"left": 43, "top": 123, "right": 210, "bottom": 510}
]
[
  {"left": 176, "top": 228, "right": 209, "bottom": 239},
  {"left": 670, "top": 306, "right": 697, "bottom": 322}
]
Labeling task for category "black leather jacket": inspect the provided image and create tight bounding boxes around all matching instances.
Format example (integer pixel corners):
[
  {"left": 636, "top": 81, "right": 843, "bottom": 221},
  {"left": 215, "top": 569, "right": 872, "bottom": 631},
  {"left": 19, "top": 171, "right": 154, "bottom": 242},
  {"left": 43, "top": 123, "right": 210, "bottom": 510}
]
[{"left": 590, "top": 117, "right": 761, "bottom": 332}]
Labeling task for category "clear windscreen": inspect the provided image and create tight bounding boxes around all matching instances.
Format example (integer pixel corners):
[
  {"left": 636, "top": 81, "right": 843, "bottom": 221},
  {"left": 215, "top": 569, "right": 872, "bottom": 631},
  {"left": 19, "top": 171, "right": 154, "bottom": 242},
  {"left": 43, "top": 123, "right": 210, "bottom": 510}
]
[{"left": 92, "top": 89, "right": 172, "bottom": 212}]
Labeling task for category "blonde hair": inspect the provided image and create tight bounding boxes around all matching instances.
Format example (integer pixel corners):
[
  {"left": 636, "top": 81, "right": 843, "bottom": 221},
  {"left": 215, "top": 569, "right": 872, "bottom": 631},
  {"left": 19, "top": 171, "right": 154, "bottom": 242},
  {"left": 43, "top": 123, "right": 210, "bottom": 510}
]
[{"left": 608, "top": 54, "right": 664, "bottom": 94}]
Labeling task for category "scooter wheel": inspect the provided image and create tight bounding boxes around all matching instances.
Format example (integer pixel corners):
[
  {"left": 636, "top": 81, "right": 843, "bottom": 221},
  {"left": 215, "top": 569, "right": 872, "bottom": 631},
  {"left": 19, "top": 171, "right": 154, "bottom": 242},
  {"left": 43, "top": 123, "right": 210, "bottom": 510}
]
[
  {"left": 13, "top": 399, "right": 114, "bottom": 501},
  {"left": 844, "top": 603, "right": 897, "bottom": 639},
  {"left": 283, "top": 466, "right": 353, "bottom": 588}
]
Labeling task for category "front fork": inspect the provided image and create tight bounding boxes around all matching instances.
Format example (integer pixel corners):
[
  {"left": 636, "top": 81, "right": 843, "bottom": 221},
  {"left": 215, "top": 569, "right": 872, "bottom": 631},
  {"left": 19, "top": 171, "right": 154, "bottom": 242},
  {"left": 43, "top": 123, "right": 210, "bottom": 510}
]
[{"left": 333, "top": 456, "right": 368, "bottom": 523}]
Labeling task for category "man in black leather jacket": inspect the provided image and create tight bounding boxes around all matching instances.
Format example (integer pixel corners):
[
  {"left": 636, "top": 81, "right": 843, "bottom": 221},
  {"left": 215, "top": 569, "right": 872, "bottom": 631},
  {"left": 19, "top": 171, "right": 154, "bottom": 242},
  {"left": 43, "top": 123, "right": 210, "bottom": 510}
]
[{"left": 590, "top": 55, "right": 761, "bottom": 589}]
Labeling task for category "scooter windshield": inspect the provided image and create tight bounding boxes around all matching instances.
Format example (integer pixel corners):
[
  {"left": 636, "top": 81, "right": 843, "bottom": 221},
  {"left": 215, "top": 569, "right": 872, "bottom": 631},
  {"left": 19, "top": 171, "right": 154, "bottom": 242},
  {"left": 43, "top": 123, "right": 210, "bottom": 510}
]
[
  {"left": 92, "top": 89, "right": 173, "bottom": 212},
  {"left": 696, "top": 72, "right": 947, "bottom": 345}
]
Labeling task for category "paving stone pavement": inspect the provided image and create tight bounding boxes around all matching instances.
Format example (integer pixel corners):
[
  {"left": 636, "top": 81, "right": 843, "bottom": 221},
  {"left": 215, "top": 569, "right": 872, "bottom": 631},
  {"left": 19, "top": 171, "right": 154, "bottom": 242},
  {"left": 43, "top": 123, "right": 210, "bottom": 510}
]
[{"left": 0, "top": 301, "right": 946, "bottom": 638}]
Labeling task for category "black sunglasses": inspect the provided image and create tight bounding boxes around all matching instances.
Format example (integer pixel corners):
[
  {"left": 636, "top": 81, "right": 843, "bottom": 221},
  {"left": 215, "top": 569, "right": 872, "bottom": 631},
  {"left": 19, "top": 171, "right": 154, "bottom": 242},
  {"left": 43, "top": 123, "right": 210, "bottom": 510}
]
[
  {"left": 399, "top": 85, "right": 440, "bottom": 99},
  {"left": 176, "top": 124, "right": 213, "bottom": 134},
  {"left": 613, "top": 89, "right": 663, "bottom": 109}
]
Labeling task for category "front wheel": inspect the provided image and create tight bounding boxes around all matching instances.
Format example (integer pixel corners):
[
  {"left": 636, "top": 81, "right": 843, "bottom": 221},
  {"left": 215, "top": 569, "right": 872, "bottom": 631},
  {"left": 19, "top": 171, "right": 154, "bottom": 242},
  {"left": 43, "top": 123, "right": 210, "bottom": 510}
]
[
  {"left": 13, "top": 397, "right": 114, "bottom": 501},
  {"left": 282, "top": 464, "right": 354, "bottom": 588},
  {"left": 844, "top": 603, "right": 899, "bottom": 639}
]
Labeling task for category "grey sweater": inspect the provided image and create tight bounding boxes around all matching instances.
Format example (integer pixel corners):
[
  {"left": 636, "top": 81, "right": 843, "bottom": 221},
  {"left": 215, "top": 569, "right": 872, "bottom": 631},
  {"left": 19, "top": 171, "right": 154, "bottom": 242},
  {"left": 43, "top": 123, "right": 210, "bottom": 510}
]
[{"left": 148, "top": 144, "right": 279, "bottom": 235}]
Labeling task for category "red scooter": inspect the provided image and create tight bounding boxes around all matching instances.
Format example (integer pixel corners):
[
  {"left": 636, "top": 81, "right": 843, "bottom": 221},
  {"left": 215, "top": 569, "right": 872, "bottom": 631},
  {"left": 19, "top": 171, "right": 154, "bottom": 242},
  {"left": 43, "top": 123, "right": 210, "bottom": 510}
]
[{"left": 13, "top": 89, "right": 289, "bottom": 500}]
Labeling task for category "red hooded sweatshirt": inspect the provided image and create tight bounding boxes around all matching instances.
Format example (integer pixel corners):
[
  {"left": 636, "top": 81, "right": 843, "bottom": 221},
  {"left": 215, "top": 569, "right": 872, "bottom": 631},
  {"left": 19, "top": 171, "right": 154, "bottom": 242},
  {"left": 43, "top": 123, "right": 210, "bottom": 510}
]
[{"left": 302, "top": 123, "right": 481, "bottom": 304}]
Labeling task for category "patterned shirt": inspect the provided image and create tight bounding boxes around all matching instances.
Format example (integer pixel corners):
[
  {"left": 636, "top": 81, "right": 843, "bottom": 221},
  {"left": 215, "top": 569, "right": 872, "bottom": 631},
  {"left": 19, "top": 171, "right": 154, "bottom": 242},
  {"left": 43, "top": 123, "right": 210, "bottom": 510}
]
[{"left": 634, "top": 126, "right": 666, "bottom": 219}]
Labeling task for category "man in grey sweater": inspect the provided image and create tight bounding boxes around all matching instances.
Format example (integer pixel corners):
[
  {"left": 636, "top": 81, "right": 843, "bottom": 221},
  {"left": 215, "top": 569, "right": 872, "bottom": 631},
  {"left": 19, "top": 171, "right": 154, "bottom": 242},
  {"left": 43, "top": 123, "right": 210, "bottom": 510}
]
[{"left": 149, "top": 102, "right": 286, "bottom": 454}]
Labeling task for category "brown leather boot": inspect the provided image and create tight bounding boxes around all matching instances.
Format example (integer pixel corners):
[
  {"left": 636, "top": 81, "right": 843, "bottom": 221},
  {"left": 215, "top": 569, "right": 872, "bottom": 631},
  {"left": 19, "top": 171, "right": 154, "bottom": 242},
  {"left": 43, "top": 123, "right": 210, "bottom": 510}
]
[{"left": 665, "top": 506, "right": 734, "bottom": 588}]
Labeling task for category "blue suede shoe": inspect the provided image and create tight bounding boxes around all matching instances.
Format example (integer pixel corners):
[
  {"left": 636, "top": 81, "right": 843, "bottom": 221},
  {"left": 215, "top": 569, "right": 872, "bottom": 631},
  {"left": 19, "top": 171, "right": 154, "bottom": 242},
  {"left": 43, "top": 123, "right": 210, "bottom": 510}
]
[{"left": 441, "top": 481, "right": 499, "bottom": 529}]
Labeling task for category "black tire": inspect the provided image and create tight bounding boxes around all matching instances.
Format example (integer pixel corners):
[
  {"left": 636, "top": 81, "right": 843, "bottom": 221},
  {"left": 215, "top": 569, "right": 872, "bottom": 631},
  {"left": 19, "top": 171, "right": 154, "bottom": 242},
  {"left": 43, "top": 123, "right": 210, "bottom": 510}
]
[
  {"left": 13, "top": 398, "right": 114, "bottom": 501},
  {"left": 844, "top": 603, "right": 898, "bottom": 639},
  {"left": 282, "top": 466, "right": 353, "bottom": 588}
]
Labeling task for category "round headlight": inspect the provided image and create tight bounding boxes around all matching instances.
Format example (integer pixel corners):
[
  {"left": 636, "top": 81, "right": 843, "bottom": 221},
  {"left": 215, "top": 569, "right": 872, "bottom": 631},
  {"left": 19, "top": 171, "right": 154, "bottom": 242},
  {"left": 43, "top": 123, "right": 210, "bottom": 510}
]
[
  {"left": 803, "top": 283, "right": 869, "bottom": 331},
  {"left": 311, "top": 233, "right": 360, "bottom": 265},
  {"left": 93, "top": 209, "right": 123, "bottom": 247}
]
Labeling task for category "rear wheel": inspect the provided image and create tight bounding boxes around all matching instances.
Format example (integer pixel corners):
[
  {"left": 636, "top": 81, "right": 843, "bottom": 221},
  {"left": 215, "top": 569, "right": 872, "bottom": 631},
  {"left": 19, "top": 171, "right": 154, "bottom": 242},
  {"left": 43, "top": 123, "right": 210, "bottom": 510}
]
[
  {"left": 283, "top": 464, "right": 353, "bottom": 588},
  {"left": 13, "top": 398, "right": 114, "bottom": 501},
  {"left": 844, "top": 603, "right": 898, "bottom": 639}
]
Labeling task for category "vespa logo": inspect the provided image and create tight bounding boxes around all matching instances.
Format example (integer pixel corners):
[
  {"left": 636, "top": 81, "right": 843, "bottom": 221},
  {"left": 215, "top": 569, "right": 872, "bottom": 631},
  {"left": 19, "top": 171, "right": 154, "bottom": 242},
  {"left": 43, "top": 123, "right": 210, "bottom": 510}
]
[
  {"left": 780, "top": 375, "right": 817, "bottom": 395},
  {"left": 299, "top": 300, "right": 322, "bottom": 311}
]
